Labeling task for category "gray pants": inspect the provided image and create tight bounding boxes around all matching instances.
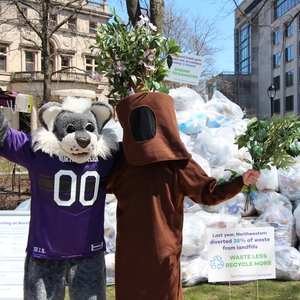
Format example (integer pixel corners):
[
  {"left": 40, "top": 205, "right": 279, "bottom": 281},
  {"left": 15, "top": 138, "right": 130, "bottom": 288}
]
[{"left": 24, "top": 252, "right": 106, "bottom": 300}]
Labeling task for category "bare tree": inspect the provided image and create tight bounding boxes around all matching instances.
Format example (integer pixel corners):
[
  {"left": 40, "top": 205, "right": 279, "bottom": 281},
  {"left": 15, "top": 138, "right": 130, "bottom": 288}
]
[{"left": 0, "top": 0, "right": 88, "bottom": 105}]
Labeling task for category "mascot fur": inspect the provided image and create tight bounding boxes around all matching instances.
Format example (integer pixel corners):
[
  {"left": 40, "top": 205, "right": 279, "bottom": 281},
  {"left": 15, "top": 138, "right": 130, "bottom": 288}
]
[{"left": 0, "top": 96, "right": 120, "bottom": 300}]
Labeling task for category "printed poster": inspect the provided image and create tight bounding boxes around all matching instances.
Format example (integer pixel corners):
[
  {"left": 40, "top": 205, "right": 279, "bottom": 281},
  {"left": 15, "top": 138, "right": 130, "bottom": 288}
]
[
  {"left": 0, "top": 211, "right": 30, "bottom": 299},
  {"left": 207, "top": 227, "right": 275, "bottom": 282},
  {"left": 166, "top": 53, "right": 205, "bottom": 85}
]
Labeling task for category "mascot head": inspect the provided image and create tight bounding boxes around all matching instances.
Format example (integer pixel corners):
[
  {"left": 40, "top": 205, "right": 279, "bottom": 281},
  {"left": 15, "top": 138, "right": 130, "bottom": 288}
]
[{"left": 32, "top": 96, "right": 119, "bottom": 164}]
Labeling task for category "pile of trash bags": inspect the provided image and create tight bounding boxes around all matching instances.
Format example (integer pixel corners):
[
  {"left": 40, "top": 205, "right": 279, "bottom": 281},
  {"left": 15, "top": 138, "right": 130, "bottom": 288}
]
[
  {"left": 16, "top": 87, "right": 300, "bottom": 285},
  {"left": 104, "top": 87, "right": 300, "bottom": 285}
]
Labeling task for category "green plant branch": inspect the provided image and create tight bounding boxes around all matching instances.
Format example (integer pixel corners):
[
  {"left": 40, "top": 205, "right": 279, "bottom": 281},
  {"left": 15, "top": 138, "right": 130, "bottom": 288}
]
[
  {"left": 89, "top": 11, "right": 180, "bottom": 104},
  {"left": 235, "top": 114, "right": 300, "bottom": 210}
]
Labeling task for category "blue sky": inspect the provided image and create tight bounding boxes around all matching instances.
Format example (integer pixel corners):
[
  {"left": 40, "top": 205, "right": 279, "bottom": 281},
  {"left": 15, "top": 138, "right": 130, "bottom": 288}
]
[{"left": 106, "top": 0, "right": 240, "bottom": 74}]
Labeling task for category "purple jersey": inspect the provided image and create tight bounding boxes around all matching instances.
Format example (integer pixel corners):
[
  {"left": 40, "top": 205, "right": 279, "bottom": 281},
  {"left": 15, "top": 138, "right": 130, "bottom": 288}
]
[{"left": 1, "top": 128, "right": 120, "bottom": 260}]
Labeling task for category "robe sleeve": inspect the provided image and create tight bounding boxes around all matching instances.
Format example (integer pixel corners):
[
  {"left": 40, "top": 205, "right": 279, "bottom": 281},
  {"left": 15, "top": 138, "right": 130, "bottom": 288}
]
[
  {"left": 106, "top": 152, "right": 127, "bottom": 194},
  {"left": 177, "top": 158, "right": 244, "bottom": 206}
]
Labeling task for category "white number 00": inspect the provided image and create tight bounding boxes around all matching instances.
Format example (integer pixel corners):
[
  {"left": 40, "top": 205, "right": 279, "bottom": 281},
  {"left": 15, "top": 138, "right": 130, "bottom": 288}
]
[{"left": 54, "top": 170, "right": 100, "bottom": 206}]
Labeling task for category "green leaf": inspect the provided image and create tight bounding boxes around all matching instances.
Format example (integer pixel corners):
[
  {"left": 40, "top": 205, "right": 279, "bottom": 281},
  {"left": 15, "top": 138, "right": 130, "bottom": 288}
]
[
  {"left": 158, "top": 86, "right": 169, "bottom": 94},
  {"left": 235, "top": 114, "right": 300, "bottom": 171},
  {"left": 217, "top": 169, "right": 242, "bottom": 186},
  {"left": 166, "top": 55, "right": 173, "bottom": 69},
  {"left": 168, "top": 38, "right": 176, "bottom": 48},
  {"left": 130, "top": 75, "right": 137, "bottom": 86},
  {"left": 217, "top": 178, "right": 227, "bottom": 185},
  {"left": 247, "top": 117, "right": 258, "bottom": 128},
  {"left": 169, "top": 45, "right": 181, "bottom": 54},
  {"left": 254, "top": 128, "right": 268, "bottom": 143},
  {"left": 286, "top": 140, "right": 300, "bottom": 157},
  {"left": 150, "top": 81, "right": 160, "bottom": 90},
  {"left": 249, "top": 145, "right": 263, "bottom": 159},
  {"left": 257, "top": 119, "right": 268, "bottom": 129}
]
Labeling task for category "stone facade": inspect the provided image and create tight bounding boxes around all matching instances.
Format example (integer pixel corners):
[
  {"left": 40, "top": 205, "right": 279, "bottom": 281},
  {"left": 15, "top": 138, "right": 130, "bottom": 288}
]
[{"left": 0, "top": 0, "right": 112, "bottom": 130}]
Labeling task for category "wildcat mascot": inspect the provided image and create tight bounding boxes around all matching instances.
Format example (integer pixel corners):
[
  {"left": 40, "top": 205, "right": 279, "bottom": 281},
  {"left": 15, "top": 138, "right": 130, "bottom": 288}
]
[{"left": 0, "top": 96, "right": 120, "bottom": 300}]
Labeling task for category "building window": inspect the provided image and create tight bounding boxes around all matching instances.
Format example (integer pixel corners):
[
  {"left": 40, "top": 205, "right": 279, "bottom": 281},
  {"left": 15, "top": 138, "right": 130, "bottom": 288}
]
[
  {"left": 273, "top": 52, "right": 281, "bottom": 68},
  {"left": 285, "top": 70, "right": 294, "bottom": 86},
  {"left": 273, "top": 29, "right": 280, "bottom": 45},
  {"left": 25, "top": 51, "right": 35, "bottom": 71},
  {"left": 0, "top": 46, "right": 6, "bottom": 71},
  {"left": 68, "top": 18, "right": 76, "bottom": 31},
  {"left": 274, "top": 0, "right": 300, "bottom": 20},
  {"left": 89, "top": 21, "right": 97, "bottom": 34},
  {"left": 274, "top": 99, "right": 280, "bottom": 114},
  {"left": 285, "top": 95, "right": 294, "bottom": 111},
  {"left": 284, "top": 21, "right": 293, "bottom": 38},
  {"left": 273, "top": 75, "right": 280, "bottom": 90},
  {"left": 285, "top": 45, "right": 293, "bottom": 62},
  {"left": 236, "top": 22, "right": 251, "bottom": 74},
  {"left": 61, "top": 56, "right": 71, "bottom": 71},
  {"left": 85, "top": 56, "right": 98, "bottom": 73},
  {"left": 50, "top": 15, "right": 57, "bottom": 27}
]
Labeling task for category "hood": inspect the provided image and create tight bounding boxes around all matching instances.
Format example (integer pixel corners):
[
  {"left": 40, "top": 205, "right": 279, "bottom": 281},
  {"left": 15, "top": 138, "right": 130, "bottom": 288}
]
[{"left": 116, "top": 92, "right": 191, "bottom": 166}]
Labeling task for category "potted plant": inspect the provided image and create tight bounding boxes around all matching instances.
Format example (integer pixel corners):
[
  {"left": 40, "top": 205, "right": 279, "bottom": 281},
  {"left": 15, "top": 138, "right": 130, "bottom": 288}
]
[{"left": 90, "top": 12, "right": 180, "bottom": 104}]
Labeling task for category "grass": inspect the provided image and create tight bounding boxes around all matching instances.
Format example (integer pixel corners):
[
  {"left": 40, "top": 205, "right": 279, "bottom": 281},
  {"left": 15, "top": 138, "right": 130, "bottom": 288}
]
[
  {"left": 0, "top": 157, "right": 28, "bottom": 174},
  {"left": 181, "top": 280, "right": 300, "bottom": 300},
  {"left": 63, "top": 280, "right": 300, "bottom": 299}
]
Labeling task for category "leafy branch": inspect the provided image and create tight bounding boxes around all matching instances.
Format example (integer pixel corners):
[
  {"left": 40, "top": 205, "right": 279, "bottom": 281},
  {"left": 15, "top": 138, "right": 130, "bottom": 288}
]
[
  {"left": 234, "top": 114, "right": 300, "bottom": 211},
  {"left": 235, "top": 114, "right": 300, "bottom": 171},
  {"left": 89, "top": 11, "right": 181, "bottom": 104}
]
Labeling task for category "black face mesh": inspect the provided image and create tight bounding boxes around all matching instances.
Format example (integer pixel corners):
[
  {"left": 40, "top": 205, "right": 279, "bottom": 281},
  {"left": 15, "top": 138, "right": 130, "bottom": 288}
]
[{"left": 130, "top": 107, "right": 156, "bottom": 141}]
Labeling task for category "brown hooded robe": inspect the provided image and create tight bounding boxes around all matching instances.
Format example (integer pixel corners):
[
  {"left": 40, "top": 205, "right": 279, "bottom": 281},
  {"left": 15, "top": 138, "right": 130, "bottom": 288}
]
[{"left": 107, "top": 92, "right": 244, "bottom": 300}]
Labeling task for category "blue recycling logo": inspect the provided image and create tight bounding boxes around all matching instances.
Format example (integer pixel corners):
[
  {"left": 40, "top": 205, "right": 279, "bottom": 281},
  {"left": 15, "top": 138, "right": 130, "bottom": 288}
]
[{"left": 210, "top": 255, "right": 224, "bottom": 270}]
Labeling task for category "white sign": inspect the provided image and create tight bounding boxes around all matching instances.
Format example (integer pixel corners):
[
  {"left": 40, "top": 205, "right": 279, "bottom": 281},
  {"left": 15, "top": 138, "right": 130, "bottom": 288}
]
[
  {"left": 207, "top": 227, "right": 275, "bottom": 282},
  {"left": 0, "top": 211, "right": 30, "bottom": 300},
  {"left": 166, "top": 53, "right": 205, "bottom": 85},
  {"left": 15, "top": 94, "right": 33, "bottom": 113}
]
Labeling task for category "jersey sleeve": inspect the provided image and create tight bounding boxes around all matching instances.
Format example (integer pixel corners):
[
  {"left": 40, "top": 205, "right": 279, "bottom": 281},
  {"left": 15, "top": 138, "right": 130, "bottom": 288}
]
[{"left": 0, "top": 128, "right": 34, "bottom": 168}]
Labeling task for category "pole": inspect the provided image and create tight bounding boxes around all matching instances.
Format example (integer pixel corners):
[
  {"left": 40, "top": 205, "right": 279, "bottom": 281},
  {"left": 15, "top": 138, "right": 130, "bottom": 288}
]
[{"left": 270, "top": 97, "right": 274, "bottom": 115}]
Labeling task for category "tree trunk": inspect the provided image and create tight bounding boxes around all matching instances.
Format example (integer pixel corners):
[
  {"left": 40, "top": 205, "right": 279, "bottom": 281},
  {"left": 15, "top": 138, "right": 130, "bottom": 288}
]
[
  {"left": 41, "top": 37, "right": 52, "bottom": 106},
  {"left": 30, "top": 105, "right": 37, "bottom": 133},
  {"left": 150, "top": 0, "right": 164, "bottom": 31},
  {"left": 126, "top": 0, "right": 141, "bottom": 25},
  {"left": 41, "top": 0, "right": 52, "bottom": 105}
]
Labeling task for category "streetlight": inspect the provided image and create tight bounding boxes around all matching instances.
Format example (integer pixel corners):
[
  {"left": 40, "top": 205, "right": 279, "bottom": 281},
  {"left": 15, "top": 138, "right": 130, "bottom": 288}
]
[{"left": 267, "top": 84, "right": 276, "bottom": 115}]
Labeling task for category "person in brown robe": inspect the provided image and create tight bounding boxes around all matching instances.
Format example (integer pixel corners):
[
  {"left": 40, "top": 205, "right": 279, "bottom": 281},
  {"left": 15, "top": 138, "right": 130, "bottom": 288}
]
[{"left": 106, "top": 92, "right": 260, "bottom": 300}]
